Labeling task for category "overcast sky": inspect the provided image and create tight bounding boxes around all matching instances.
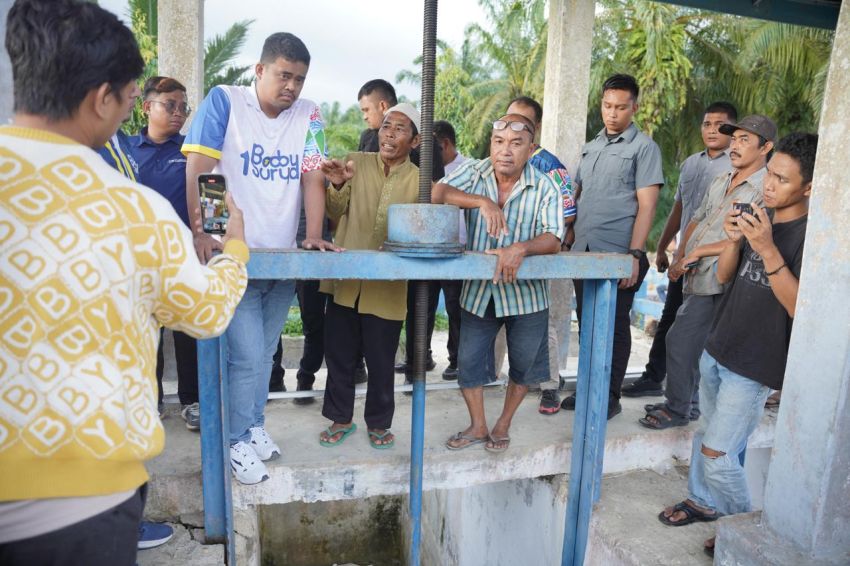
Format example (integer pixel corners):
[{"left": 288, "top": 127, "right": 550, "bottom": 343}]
[{"left": 98, "top": 0, "right": 486, "bottom": 109}]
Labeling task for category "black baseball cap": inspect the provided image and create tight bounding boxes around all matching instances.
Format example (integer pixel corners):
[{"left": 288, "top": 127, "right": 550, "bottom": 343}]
[{"left": 719, "top": 114, "right": 777, "bottom": 142}]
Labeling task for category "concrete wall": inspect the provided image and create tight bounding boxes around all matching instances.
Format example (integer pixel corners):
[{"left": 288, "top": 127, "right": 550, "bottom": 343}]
[
  {"left": 259, "top": 496, "right": 405, "bottom": 566},
  {"left": 407, "top": 476, "right": 568, "bottom": 566}
]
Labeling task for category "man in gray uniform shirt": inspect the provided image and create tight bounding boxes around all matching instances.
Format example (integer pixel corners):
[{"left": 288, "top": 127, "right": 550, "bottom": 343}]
[
  {"left": 640, "top": 115, "right": 776, "bottom": 429},
  {"left": 623, "top": 102, "right": 737, "bottom": 398},
  {"left": 562, "top": 74, "right": 664, "bottom": 419}
]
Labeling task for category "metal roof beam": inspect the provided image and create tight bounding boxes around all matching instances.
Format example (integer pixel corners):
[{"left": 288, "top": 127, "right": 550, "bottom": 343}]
[{"left": 656, "top": 0, "right": 840, "bottom": 30}]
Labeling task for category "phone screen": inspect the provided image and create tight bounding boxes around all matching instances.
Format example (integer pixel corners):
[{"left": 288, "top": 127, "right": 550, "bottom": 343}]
[{"left": 199, "top": 175, "right": 228, "bottom": 235}]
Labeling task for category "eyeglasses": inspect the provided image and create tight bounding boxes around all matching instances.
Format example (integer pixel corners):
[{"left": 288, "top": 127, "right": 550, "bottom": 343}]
[
  {"left": 492, "top": 119, "right": 534, "bottom": 136},
  {"left": 150, "top": 99, "right": 191, "bottom": 117}
]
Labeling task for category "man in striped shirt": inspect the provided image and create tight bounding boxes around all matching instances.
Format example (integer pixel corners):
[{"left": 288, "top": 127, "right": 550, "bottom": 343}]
[{"left": 433, "top": 114, "right": 563, "bottom": 453}]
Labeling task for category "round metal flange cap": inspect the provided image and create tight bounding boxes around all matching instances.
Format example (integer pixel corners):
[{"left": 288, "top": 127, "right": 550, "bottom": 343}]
[{"left": 383, "top": 240, "right": 465, "bottom": 258}]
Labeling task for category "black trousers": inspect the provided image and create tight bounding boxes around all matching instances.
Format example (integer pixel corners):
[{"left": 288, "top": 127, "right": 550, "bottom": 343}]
[
  {"left": 156, "top": 329, "right": 198, "bottom": 406},
  {"left": 575, "top": 253, "right": 650, "bottom": 402},
  {"left": 322, "top": 301, "right": 402, "bottom": 429},
  {"left": 0, "top": 487, "right": 144, "bottom": 566},
  {"left": 440, "top": 280, "right": 463, "bottom": 367},
  {"left": 403, "top": 281, "right": 440, "bottom": 363},
  {"left": 642, "top": 276, "right": 684, "bottom": 384},
  {"left": 270, "top": 280, "right": 331, "bottom": 387},
  {"left": 294, "top": 280, "right": 328, "bottom": 384}
]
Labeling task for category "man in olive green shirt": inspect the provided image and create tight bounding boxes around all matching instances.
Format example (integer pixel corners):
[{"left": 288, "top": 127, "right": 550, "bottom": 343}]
[{"left": 317, "top": 103, "right": 421, "bottom": 449}]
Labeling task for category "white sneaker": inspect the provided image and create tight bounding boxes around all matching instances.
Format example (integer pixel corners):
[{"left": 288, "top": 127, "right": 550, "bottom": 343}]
[
  {"left": 229, "top": 441, "right": 269, "bottom": 484},
  {"left": 249, "top": 426, "right": 281, "bottom": 461}
]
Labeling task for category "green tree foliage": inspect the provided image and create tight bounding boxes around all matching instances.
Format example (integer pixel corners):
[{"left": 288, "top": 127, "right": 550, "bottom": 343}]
[
  {"left": 204, "top": 20, "right": 254, "bottom": 95},
  {"left": 121, "top": 0, "right": 253, "bottom": 134},
  {"left": 433, "top": 48, "right": 476, "bottom": 156},
  {"left": 623, "top": 3, "right": 692, "bottom": 136},
  {"left": 590, "top": 1, "right": 832, "bottom": 249},
  {"left": 320, "top": 101, "right": 364, "bottom": 158},
  {"left": 463, "top": 0, "right": 548, "bottom": 155},
  {"left": 398, "top": 0, "right": 547, "bottom": 157},
  {"left": 123, "top": 7, "right": 157, "bottom": 135}
]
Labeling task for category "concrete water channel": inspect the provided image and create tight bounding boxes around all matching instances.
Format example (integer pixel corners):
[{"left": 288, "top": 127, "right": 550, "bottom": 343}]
[
  {"left": 192, "top": 245, "right": 631, "bottom": 565},
  {"left": 144, "top": 367, "right": 778, "bottom": 565}
]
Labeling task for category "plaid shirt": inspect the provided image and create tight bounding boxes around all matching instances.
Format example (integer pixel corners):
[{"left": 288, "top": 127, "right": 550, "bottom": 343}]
[{"left": 441, "top": 158, "right": 563, "bottom": 317}]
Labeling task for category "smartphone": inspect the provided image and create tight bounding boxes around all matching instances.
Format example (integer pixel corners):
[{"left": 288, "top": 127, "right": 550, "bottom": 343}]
[
  {"left": 733, "top": 202, "right": 753, "bottom": 217},
  {"left": 684, "top": 260, "right": 700, "bottom": 270},
  {"left": 198, "top": 174, "right": 228, "bottom": 235}
]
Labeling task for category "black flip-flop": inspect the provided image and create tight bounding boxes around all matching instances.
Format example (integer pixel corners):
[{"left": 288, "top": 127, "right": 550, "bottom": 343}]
[
  {"left": 658, "top": 500, "right": 719, "bottom": 526},
  {"left": 645, "top": 402, "right": 700, "bottom": 422},
  {"left": 639, "top": 409, "right": 689, "bottom": 430}
]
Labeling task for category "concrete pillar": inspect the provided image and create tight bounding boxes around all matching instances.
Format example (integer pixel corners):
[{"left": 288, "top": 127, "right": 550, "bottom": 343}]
[
  {"left": 1, "top": 0, "right": 13, "bottom": 125},
  {"left": 541, "top": 0, "right": 594, "bottom": 172},
  {"left": 715, "top": 3, "right": 850, "bottom": 565},
  {"left": 157, "top": 0, "right": 204, "bottom": 128},
  {"left": 541, "top": 0, "right": 595, "bottom": 370}
]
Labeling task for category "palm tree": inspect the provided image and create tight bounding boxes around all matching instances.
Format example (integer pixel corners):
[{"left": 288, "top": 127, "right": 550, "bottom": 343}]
[
  {"left": 203, "top": 20, "right": 254, "bottom": 95},
  {"left": 590, "top": 1, "right": 831, "bottom": 248},
  {"left": 462, "top": 0, "right": 548, "bottom": 153},
  {"left": 125, "top": 0, "right": 254, "bottom": 91}
]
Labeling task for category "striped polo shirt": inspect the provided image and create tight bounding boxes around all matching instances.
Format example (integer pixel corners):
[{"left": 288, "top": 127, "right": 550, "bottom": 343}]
[{"left": 441, "top": 158, "right": 563, "bottom": 317}]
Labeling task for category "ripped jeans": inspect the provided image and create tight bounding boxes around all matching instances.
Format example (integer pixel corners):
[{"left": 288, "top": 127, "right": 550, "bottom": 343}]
[{"left": 687, "top": 351, "right": 771, "bottom": 516}]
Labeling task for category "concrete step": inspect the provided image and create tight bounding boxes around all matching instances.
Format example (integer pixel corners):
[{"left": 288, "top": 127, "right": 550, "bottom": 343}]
[
  {"left": 144, "top": 389, "right": 777, "bottom": 522},
  {"left": 136, "top": 523, "right": 224, "bottom": 566},
  {"left": 586, "top": 468, "right": 715, "bottom": 566}
]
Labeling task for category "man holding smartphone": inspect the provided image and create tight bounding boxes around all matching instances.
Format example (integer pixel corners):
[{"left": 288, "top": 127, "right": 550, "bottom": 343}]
[
  {"left": 658, "top": 132, "right": 817, "bottom": 557},
  {"left": 183, "top": 32, "right": 339, "bottom": 485},
  {"left": 641, "top": 115, "right": 775, "bottom": 429},
  {"left": 0, "top": 1, "right": 249, "bottom": 562}
]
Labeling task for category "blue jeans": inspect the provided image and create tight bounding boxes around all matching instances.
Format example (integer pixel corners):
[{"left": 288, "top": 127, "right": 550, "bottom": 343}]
[
  {"left": 226, "top": 279, "right": 295, "bottom": 444},
  {"left": 687, "top": 351, "right": 770, "bottom": 515},
  {"left": 457, "top": 301, "right": 549, "bottom": 388}
]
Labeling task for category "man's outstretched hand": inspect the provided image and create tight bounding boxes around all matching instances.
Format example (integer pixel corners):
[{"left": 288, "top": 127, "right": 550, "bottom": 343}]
[{"left": 320, "top": 159, "right": 355, "bottom": 188}]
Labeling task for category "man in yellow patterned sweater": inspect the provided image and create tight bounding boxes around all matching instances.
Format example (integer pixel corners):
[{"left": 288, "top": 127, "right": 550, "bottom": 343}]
[{"left": 0, "top": 1, "right": 248, "bottom": 564}]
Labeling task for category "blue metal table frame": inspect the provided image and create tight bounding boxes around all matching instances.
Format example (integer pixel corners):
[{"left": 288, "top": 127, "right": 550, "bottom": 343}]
[{"left": 197, "top": 249, "right": 628, "bottom": 565}]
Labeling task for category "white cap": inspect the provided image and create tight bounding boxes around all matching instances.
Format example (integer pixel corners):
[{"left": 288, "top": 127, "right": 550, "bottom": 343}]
[{"left": 383, "top": 102, "right": 421, "bottom": 132}]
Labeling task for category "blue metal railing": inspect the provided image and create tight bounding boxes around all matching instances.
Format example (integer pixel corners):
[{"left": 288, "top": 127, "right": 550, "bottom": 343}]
[{"left": 197, "top": 249, "right": 629, "bottom": 565}]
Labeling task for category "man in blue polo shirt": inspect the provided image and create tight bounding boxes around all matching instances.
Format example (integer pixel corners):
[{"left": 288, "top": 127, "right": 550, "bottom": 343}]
[{"left": 127, "top": 76, "right": 201, "bottom": 433}]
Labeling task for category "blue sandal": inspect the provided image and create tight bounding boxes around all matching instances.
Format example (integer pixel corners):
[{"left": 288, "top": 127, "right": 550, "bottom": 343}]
[{"left": 368, "top": 429, "right": 395, "bottom": 450}]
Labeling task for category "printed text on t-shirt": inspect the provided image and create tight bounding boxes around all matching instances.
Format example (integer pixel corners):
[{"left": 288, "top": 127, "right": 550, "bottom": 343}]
[{"left": 240, "top": 143, "right": 300, "bottom": 181}]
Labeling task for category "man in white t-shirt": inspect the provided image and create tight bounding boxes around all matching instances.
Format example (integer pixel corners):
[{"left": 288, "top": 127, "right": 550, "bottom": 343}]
[{"left": 183, "top": 32, "right": 339, "bottom": 484}]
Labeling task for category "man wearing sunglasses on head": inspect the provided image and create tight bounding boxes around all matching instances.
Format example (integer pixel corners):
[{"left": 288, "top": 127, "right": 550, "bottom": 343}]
[{"left": 433, "top": 114, "right": 563, "bottom": 453}]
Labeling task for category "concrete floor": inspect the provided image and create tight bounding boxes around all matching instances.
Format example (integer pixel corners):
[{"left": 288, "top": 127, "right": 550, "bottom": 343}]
[
  {"left": 151, "top": 323, "right": 656, "bottom": 481},
  {"left": 588, "top": 468, "right": 716, "bottom": 566},
  {"left": 143, "top": 323, "right": 778, "bottom": 565}
]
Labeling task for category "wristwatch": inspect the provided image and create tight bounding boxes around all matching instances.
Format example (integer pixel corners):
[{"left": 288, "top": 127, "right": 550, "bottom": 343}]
[{"left": 627, "top": 248, "right": 644, "bottom": 259}]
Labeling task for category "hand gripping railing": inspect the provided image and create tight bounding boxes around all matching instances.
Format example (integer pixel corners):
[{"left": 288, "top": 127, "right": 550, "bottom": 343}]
[{"left": 196, "top": 249, "right": 628, "bottom": 565}]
